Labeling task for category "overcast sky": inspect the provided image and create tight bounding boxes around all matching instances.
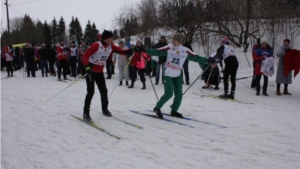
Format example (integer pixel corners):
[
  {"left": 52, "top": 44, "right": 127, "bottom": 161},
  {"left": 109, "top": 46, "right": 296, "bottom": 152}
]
[{"left": 1, "top": 0, "right": 140, "bottom": 32}]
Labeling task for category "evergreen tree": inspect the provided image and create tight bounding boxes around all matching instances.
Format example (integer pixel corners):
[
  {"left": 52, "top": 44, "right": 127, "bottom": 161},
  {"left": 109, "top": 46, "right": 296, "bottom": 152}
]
[
  {"left": 43, "top": 21, "right": 51, "bottom": 45},
  {"left": 51, "top": 17, "right": 58, "bottom": 43},
  {"left": 36, "top": 20, "right": 45, "bottom": 44},
  {"left": 20, "top": 14, "right": 36, "bottom": 44},
  {"left": 69, "top": 16, "right": 76, "bottom": 39},
  {"left": 84, "top": 20, "right": 93, "bottom": 41},
  {"left": 91, "top": 22, "right": 99, "bottom": 41},
  {"left": 1, "top": 30, "right": 10, "bottom": 46},
  {"left": 57, "top": 16, "right": 66, "bottom": 41},
  {"left": 74, "top": 17, "right": 83, "bottom": 44}
]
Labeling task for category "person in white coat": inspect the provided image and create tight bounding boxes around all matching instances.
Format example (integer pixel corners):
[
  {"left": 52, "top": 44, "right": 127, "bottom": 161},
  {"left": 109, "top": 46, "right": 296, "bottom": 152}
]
[{"left": 112, "top": 41, "right": 130, "bottom": 86}]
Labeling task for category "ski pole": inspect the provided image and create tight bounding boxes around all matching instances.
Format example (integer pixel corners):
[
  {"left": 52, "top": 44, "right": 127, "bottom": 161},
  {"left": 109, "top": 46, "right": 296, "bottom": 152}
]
[
  {"left": 182, "top": 65, "right": 210, "bottom": 96},
  {"left": 205, "top": 64, "right": 214, "bottom": 88},
  {"left": 108, "top": 56, "right": 132, "bottom": 99},
  {"left": 148, "top": 71, "right": 159, "bottom": 101},
  {"left": 46, "top": 73, "right": 87, "bottom": 102},
  {"left": 243, "top": 52, "right": 251, "bottom": 67}
]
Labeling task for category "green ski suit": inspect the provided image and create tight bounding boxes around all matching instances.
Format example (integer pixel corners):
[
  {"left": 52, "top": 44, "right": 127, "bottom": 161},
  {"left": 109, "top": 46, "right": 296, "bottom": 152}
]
[{"left": 146, "top": 46, "right": 208, "bottom": 112}]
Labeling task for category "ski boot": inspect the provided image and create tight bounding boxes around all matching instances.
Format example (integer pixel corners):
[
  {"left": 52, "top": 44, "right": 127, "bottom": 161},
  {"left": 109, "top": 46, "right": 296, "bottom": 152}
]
[
  {"left": 83, "top": 107, "right": 92, "bottom": 121},
  {"left": 153, "top": 107, "right": 163, "bottom": 119},
  {"left": 171, "top": 110, "right": 183, "bottom": 118},
  {"left": 128, "top": 81, "right": 134, "bottom": 88},
  {"left": 141, "top": 82, "right": 146, "bottom": 90},
  {"left": 102, "top": 109, "right": 112, "bottom": 117},
  {"left": 226, "top": 91, "right": 235, "bottom": 99}
]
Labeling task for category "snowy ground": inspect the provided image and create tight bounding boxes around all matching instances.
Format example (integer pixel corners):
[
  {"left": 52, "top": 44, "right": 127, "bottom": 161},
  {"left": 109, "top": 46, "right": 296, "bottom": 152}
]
[{"left": 1, "top": 48, "right": 300, "bottom": 169}]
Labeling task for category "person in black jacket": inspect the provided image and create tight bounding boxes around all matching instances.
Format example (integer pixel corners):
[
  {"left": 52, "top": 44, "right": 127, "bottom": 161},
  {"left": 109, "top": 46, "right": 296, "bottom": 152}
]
[
  {"left": 23, "top": 43, "right": 35, "bottom": 77},
  {"left": 182, "top": 41, "right": 192, "bottom": 85},
  {"left": 14, "top": 47, "right": 21, "bottom": 70},
  {"left": 153, "top": 36, "right": 167, "bottom": 84},
  {"left": 38, "top": 44, "right": 49, "bottom": 77},
  {"left": 47, "top": 44, "right": 57, "bottom": 76},
  {"left": 215, "top": 37, "right": 239, "bottom": 99}
]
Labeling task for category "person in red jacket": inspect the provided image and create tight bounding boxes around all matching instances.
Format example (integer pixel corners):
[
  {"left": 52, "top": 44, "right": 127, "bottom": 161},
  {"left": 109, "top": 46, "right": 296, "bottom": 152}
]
[
  {"left": 4, "top": 46, "right": 14, "bottom": 77},
  {"left": 253, "top": 38, "right": 274, "bottom": 96},
  {"left": 251, "top": 38, "right": 261, "bottom": 88},
  {"left": 82, "top": 30, "right": 131, "bottom": 121},
  {"left": 128, "top": 40, "right": 149, "bottom": 89},
  {"left": 56, "top": 39, "right": 68, "bottom": 80}
]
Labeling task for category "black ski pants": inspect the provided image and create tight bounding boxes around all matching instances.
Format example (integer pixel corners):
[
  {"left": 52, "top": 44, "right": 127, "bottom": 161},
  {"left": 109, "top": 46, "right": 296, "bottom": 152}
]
[
  {"left": 26, "top": 61, "right": 35, "bottom": 77},
  {"left": 6, "top": 61, "right": 13, "bottom": 76},
  {"left": 255, "top": 75, "right": 268, "bottom": 94},
  {"left": 223, "top": 56, "right": 239, "bottom": 93},
  {"left": 48, "top": 58, "right": 56, "bottom": 75},
  {"left": 84, "top": 72, "right": 109, "bottom": 111},
  {"left": 130, "top": 66, "right": 146, "bottom": 82},
  {"left": 106, "top": 60, "right": 114, "bottom": 78},
  {"left": 57, "top": 59, "right": 68, "bottom": 79}
]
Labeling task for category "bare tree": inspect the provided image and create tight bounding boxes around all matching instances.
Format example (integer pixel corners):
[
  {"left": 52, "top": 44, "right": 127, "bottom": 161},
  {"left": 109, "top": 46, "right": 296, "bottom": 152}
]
[
  {"left": 157, "top": 0, "right": 202, "bottom": 44},
  {"left": 199, "top": 0, "right": 258, "bottom": 51},
  {"left": 136, "top": 0, "right": 158, "bottom": 36}
]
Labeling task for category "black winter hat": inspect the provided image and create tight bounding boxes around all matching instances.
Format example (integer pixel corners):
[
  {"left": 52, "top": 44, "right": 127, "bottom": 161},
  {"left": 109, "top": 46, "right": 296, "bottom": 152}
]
[
  {"left": 102, "top": 30, "right": 113, "bottom": 40},
  {"left": 257, "top": 38, "right": 260, "bottom": 45}
]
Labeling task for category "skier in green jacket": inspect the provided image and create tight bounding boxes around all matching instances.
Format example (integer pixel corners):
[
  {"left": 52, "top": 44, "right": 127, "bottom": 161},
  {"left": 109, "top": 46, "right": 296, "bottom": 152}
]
[{"left": 146, "top": 33, "right": 208, "bottom": 119}]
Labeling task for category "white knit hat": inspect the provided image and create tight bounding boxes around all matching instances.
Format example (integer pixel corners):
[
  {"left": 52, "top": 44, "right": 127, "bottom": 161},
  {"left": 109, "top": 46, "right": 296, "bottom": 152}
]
[{"left": 260, "top": 37, "right": 268, "bottom": 44}]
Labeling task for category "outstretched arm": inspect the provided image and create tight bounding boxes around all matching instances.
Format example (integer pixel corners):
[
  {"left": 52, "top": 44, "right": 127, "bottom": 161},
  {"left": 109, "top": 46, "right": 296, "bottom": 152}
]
[
  {"left": 186, "top": 51, "right": 208, "bottom": 71},
  {"left": 146, "top": 46, "right": 169, "bottom": 57}
]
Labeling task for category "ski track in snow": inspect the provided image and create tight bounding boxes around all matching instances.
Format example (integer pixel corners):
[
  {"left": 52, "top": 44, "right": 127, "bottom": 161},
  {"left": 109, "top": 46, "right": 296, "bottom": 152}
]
[{"left": 1, "top": 49, "right": 300, "bottom": 169}]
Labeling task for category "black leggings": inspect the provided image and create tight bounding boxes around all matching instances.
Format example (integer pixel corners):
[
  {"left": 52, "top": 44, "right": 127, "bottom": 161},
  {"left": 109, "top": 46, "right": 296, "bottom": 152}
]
[
  {"left": 255, "top": 75, "right": 268, "bottom": 93},
  {"left": 6, "top": 61, "right": 13, "bottom": 76},
  {"left": 223, "top": 56, "right": 239, "bottom": 93},
  {"left": 58, "top": 60, "right": 67, "bottom": 79},
  {"left": 84, "top": 72, "right": 109, "bottom": 111},
  {"left": 277, "top": 83, "right": 288, "bottom": 91},
  {"left": 130, "top": 66, "right": 146, "bottom": 82}
]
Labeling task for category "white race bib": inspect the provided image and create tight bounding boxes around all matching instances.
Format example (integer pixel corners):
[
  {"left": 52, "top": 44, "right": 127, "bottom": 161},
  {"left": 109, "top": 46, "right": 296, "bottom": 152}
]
[
  {"left": 164, "top": 45, "right": 189, "bottom": 77},
  {"left": 222, "top": 45, "right": 236, "bottom": 59},
  {"left": 70, "top": 47, "right": 77, "bottom": 56},
  {"left": 88, "top": 42, "right": 112, "bottom": 65}
]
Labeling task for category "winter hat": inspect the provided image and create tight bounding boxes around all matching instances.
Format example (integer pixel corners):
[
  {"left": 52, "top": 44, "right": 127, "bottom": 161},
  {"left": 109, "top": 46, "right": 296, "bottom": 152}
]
[
  {"left": 160, "top": 36, "right": 166, "bottom": 40},
  {"left": 256, "top": 38, "right": 261, "bottom": 44},
  {"left": 118, "top": 41, "right": 124, "bottom": 44},
  {"left": 221, "top": 37, "right": 229, "bottom": 44},
  {"left": 71, "top": 41, "right": 75, "bottom": 44},
  {"left": 260, "top": 37, "right": 268, "bottom": 44},
  {"left": 101, "top": 30, "right": 113, "bottom": 40},
  {"left": 173, "top": 33, "right": 185, "bottom": 44},
  {"left": 283, "top": 39, "right": 290, "bottom": 44}
]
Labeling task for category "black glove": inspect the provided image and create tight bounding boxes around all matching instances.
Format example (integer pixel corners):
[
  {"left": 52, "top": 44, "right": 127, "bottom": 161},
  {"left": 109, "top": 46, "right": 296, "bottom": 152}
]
[
  {"left": 285, "top": 49, "right": 291, "bottom": 52},
  {"left": 125, "top": 49, "right": 133, "bottom": 58}
]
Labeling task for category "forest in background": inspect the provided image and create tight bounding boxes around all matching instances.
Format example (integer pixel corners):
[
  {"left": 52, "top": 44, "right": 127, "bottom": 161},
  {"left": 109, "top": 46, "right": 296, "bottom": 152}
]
[{"left": 1, "top": 0, "right": 299, "bottom": 54}]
